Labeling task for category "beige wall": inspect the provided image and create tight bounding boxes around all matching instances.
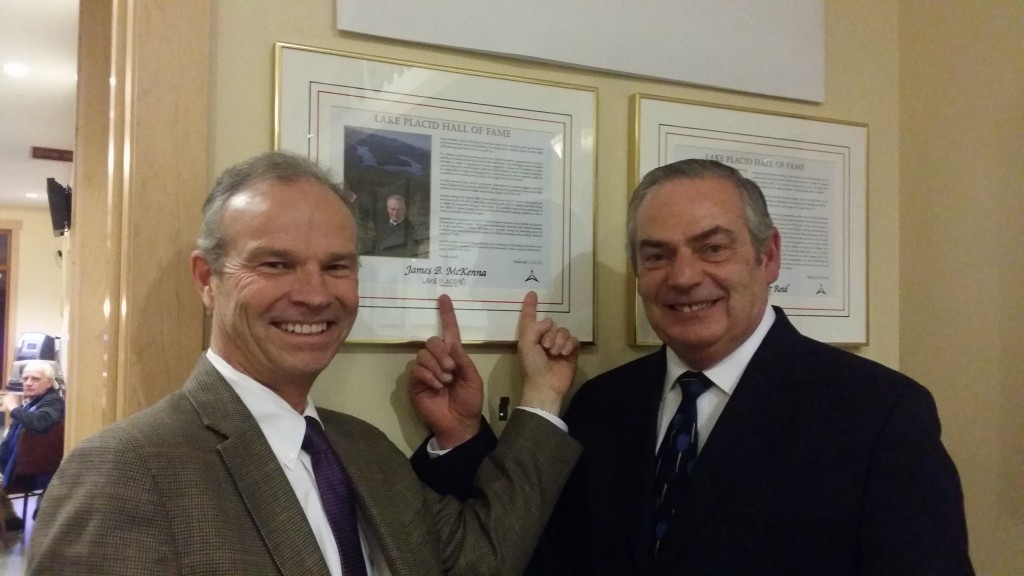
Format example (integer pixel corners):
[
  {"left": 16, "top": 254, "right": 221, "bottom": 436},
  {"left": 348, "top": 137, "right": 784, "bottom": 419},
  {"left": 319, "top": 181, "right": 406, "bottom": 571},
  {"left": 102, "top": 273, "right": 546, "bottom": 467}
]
[
  {"left": 64, "top": 0, "right": 1020, "bottom": 572},
  {"left": 212, "top": 0, "right": 903, "bottom": 448},
  {"left": 0, "top": 206, "right": 66, "bottom": 370},
  {"left": 899, "top": 2, "right": 1024, "bottom": 573}
]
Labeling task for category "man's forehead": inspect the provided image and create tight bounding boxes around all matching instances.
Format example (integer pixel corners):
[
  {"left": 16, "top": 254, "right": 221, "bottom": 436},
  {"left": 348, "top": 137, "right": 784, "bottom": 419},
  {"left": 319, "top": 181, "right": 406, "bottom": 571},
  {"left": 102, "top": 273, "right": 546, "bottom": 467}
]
[
  {"left": 650, "top": 175, "right": 742, "bottom": 200},
  {"left": 222, "top": 180, "right": 352, "bottom": 225},
  {"left": 220, "top": 206, "right": 357, "bottom": 258},
  {"left": 224, "top": 179, "right": 315, "bottom": 211},
  {"left": 642, "top": 177, "right": 743, "bottom": 215},
  {"left": 228, "top": 176, "right": 340, "bottom": 203},
  {"left": 224, "top": 186, "right": 271, "bottom": 211}
]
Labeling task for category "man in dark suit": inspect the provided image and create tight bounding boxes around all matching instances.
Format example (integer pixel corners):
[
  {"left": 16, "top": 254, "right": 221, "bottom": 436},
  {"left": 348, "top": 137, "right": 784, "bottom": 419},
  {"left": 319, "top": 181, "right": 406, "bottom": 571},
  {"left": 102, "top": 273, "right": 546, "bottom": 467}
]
[
  {"left": 0, "top": 360, "right": 64, "bottom": 531},
  {"left": 412, "top": 159, "right": 973, "bottom": 575},
  {"left": 374, "top": 194, "right": 418, "bottom": 257},
  {"left": 28, "top": 151, "right": 581, "bottom": 575}
]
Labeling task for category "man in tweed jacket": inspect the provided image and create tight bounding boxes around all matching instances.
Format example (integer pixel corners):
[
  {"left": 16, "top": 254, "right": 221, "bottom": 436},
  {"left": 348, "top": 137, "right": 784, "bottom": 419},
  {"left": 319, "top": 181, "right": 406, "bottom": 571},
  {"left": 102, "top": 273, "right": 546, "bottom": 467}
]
[{"left": 28, "top": 152, "right": 581, "bottom": 575}]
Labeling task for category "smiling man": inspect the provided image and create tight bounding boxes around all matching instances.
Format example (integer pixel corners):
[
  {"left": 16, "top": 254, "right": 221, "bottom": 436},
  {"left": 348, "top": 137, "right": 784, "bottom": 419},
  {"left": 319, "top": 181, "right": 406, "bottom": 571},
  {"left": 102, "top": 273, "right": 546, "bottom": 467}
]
[
  {"left": 414, "top": 159, "right": 973, "bottom": 575},
  {"left": 28, "top": 151, "right": 581, "bottom": 575}
]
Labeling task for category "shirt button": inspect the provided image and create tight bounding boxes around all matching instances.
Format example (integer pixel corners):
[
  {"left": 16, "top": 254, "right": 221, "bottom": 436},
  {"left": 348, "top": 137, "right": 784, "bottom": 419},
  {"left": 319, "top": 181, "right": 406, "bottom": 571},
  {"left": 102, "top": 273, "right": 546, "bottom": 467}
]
[{"left": 286, "top": 453, "right": 295, "bottom": 461}]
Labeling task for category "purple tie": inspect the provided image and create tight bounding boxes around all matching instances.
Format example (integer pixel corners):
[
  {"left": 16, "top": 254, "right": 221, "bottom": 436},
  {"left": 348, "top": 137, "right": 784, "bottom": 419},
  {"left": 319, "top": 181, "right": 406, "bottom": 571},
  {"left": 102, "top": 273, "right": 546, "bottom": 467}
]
[{"left": 303, "top": 416, "right": 368, "bottom": 576}]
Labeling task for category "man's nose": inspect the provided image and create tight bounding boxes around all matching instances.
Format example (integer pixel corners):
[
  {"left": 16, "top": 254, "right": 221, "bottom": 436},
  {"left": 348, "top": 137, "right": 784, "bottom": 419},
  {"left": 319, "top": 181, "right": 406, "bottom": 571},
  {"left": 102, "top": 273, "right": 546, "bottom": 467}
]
[
  {"left": 291, "top": 267, "right": 332, "bottom": 308},
  {"left": 666, "top": 252, "right": 704, "bottom": 288}
]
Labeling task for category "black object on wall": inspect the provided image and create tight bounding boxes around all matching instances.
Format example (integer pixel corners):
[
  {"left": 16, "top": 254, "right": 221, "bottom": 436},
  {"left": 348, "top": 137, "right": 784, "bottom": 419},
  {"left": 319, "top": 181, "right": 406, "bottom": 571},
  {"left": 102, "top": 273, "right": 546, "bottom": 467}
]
[{"left": 46, "top": 177, "right": 72, "bottom": 237}]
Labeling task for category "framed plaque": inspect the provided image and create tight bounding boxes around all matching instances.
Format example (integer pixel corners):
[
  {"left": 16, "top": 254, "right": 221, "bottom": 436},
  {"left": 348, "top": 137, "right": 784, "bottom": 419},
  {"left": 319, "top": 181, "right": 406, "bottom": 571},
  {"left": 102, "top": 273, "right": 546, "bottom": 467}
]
[
  {"left": 277, "top": 43, "right": 596, "bottom": 343},
  {"left": 630, "top": 95, "right": 868, "bottom": 345}
]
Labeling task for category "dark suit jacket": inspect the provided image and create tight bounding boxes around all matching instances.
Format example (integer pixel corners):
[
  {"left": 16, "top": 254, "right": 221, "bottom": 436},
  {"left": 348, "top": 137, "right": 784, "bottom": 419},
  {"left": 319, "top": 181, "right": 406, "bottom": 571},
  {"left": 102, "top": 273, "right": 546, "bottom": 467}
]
[
  {"left": 1, "top": 386, "right": 64, "bottom": 438},
  {"left": 375, "top": 219, "right": 418, "bottom": 257},
  {"left": 417, "top": 308, "right": 973, "bottom": 576},
  {"left": 28, "top": 356, "right": 580, "bottom": 575}
]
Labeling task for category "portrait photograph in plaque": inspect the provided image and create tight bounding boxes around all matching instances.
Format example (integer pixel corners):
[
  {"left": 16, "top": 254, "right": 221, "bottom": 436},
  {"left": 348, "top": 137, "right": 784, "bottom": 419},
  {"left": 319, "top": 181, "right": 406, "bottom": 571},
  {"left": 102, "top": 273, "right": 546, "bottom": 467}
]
[
  {"left": 630, "top": 95, "right": 867, "bottom": 346},
  {"left": 276, "top": 43, "right": 596, "bottom": 343}
]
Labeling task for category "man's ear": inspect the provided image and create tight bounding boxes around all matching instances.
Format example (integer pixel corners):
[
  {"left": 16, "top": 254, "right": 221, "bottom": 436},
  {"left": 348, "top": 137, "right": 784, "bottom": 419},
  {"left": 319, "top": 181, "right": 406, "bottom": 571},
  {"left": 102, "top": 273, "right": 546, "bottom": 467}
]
[
  {"left": 761, "top": 228, "right": 782, "bottom": 284},
  {"left": 190, "top": 251, "right": 216, "bottom": 310}
]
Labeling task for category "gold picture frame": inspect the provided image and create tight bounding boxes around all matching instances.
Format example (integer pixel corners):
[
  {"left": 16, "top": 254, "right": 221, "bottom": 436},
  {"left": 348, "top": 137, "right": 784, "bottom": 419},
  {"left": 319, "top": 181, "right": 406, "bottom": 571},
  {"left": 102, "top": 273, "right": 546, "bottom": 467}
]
[
  {"left": 629, "top": 94, "right": 868, "bottom": 346},
  {"left": 276, "top": 43, "right": 597, "bottom": 343}
]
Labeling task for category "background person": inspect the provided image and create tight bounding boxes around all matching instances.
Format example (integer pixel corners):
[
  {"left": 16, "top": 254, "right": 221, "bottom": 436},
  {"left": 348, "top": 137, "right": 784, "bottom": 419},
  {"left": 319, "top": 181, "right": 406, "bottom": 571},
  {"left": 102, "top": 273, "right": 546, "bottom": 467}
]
[
  {"left": 413, "top": 159, "right": 973, "bottom": 575},
  {"left": 28, "top": 151, "right": 581, "bottom": 575},
  {"left": 0, "top": 360, "right": 65, "bottom": 531}
]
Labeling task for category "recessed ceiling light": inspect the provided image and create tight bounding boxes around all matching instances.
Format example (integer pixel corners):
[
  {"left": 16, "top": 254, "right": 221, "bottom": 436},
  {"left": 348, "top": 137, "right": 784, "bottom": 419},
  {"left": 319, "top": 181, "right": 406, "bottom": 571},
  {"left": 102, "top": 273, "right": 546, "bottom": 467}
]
[{"left": 3, "top": 62, "right": 30, "bottom": 78}]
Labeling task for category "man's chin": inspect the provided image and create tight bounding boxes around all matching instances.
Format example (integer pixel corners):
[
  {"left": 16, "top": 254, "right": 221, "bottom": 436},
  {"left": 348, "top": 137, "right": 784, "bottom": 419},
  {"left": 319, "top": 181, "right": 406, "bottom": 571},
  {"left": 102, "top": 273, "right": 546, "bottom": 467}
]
[
  {"left": 655, "top": 323, "right": 722, "bottom": 352},
  {"left": 286, "top": 351, "right": 339, "bottom": 375}
]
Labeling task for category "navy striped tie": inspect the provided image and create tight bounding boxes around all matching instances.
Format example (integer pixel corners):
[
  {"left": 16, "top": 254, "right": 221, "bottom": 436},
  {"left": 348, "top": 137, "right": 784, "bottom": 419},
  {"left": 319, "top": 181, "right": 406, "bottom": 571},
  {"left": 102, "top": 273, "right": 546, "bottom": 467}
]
[
  {"left": 652, "top": 371, "right": 711, "bottom": 556},
  {"left": 303, "top": 416, "right": 368, "bottom": 576}
]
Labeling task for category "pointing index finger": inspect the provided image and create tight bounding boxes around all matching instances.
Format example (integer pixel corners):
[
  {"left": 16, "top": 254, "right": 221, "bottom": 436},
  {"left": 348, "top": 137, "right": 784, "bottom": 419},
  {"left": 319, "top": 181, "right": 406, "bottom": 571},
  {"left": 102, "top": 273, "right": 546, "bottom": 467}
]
[
  {"left": 517, "top": 291, "right": 539, "bottom": 337},
  {"left": 438, "top": 294, "right": 462, "bottom": 344}
]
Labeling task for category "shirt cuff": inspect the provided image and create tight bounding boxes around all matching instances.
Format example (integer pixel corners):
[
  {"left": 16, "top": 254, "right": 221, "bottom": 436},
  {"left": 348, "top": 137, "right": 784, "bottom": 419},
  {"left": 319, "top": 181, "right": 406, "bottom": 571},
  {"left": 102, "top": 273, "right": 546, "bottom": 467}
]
[
  {"left": 426, "top": 407, "right": 568, "bottom": 457},
  {"left": 515, "top": 405, "right": 568, "bottom": 432}
]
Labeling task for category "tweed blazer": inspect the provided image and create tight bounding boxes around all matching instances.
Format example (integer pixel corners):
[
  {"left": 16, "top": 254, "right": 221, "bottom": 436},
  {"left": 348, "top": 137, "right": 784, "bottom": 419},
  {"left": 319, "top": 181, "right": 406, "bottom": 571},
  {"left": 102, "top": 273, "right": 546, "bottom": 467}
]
[{"left": 28, "top": 356, "right": 580, "bottom": 575}]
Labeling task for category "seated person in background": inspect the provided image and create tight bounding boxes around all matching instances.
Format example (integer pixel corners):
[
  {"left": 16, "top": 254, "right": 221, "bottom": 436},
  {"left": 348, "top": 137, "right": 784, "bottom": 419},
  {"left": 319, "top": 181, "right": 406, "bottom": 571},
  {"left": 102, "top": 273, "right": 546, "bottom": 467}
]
[{"left": 0, "top": 360, "right": 65, "bottom": 531}]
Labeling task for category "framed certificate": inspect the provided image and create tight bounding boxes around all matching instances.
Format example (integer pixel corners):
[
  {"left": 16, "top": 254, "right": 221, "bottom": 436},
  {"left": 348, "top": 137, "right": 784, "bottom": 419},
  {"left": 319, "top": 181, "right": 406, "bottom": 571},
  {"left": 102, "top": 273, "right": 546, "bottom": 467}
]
[
  {"left": 277, "top": 43, "right": 596, "bottom": 343},
  {"left": 630, "top": 95, "right": 868, "bottom": 345}
]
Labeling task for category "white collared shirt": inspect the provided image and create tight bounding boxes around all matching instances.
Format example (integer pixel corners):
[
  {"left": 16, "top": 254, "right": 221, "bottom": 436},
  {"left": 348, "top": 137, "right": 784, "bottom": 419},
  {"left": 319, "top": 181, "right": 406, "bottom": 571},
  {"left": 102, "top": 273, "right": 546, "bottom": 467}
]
[
  {"left": 206, "top": 350, "right": 375, "bottom": 576},
  {"left": 656, "top": 306, "right": 776, "bottom": 453}
]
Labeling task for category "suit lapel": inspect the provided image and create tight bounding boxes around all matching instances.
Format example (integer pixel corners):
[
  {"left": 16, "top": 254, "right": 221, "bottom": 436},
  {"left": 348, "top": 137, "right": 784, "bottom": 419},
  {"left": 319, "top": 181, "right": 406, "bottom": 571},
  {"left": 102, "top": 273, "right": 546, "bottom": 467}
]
[
  {"left": 655, "top": 310, "right": 806, "bottom": 572},
  {"left": 184, "top": 358, "right": 331, "bottom": 575}
]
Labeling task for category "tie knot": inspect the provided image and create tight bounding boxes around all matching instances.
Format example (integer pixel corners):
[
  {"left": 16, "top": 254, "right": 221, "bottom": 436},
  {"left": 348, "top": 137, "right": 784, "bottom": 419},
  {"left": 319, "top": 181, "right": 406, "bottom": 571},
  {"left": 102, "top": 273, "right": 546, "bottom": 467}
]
[
  {"left": 302, "top": 415, "right": 331, "bottom": 456},
  {"left": 676, "top": 371, "right": 711, "bottom": 398}
]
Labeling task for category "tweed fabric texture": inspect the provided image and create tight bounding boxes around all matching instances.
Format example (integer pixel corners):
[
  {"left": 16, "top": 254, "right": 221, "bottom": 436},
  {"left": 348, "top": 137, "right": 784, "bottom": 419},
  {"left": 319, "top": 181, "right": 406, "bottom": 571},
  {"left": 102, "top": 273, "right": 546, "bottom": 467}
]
[{"left": 27, "top": 356, "right": 581, "bottom": 575}]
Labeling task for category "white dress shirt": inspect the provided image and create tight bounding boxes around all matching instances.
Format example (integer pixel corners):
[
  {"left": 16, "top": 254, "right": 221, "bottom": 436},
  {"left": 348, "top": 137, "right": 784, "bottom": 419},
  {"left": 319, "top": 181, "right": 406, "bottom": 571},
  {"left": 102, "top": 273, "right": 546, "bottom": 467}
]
[
  {"left": 206, "top": 350, "right": 376, "bottom": 576},
  {"left": 656, "top": 306, "right": 776, "bottom": 453}
]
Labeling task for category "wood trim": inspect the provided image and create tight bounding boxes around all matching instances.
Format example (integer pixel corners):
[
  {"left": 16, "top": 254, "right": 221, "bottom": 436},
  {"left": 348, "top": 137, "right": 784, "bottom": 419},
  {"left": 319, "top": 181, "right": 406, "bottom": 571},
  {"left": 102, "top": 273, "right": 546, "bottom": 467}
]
[
  {"left": 66, "top": 0, "right": 210, "bottom": 449},
  {"left": 0, "top": 222, "right": 20, "bottom": 390}
]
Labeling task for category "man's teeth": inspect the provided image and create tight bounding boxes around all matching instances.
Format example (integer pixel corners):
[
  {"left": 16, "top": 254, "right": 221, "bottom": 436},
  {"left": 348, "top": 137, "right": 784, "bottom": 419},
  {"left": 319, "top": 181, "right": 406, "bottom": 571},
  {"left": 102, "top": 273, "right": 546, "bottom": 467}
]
[
  {"left": 675, "top": 301, "right": 712, "bottom": 313},
  {"left": 280, "top": 322, "right": 328, "bottom": 334}
]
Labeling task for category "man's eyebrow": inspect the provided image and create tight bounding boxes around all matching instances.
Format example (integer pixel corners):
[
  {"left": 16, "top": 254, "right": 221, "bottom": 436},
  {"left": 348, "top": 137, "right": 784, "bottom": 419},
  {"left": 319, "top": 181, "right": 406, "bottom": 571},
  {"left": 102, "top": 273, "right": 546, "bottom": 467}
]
[
  {"left": 687, "top": 225, "right": 738, "bottom": 246},
  {"left": 247, "top": 247, "right": 293, "bottom": 260},
  {"left": 637, "top": 238, "right": 673, "bottom": 251},
  {"left": 325, "top": 250, "right": 358, "bottom": 261},
  {"left": 637, "top": 226, "right": 739, "bottom": 251}
]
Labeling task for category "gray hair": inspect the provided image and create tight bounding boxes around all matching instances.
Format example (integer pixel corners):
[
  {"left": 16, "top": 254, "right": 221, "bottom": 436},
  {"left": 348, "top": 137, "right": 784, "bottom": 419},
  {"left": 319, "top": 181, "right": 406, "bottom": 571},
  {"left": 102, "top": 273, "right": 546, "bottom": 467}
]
[
  {"left": 198, "top": 151, "right": 353, "bottom": 273},
  {"left": 626, "top": 159, "right": 775, "bottom": 269},
  {"left": 21, "top": 360, "right": 56, "bottom": 381}
]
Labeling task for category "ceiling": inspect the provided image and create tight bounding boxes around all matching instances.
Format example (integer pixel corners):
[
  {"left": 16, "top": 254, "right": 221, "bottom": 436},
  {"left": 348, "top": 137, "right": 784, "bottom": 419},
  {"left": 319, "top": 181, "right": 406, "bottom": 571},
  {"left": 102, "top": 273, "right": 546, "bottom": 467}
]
[{"left": 0, "top": 0, "right": 79, "bottom": 208}]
